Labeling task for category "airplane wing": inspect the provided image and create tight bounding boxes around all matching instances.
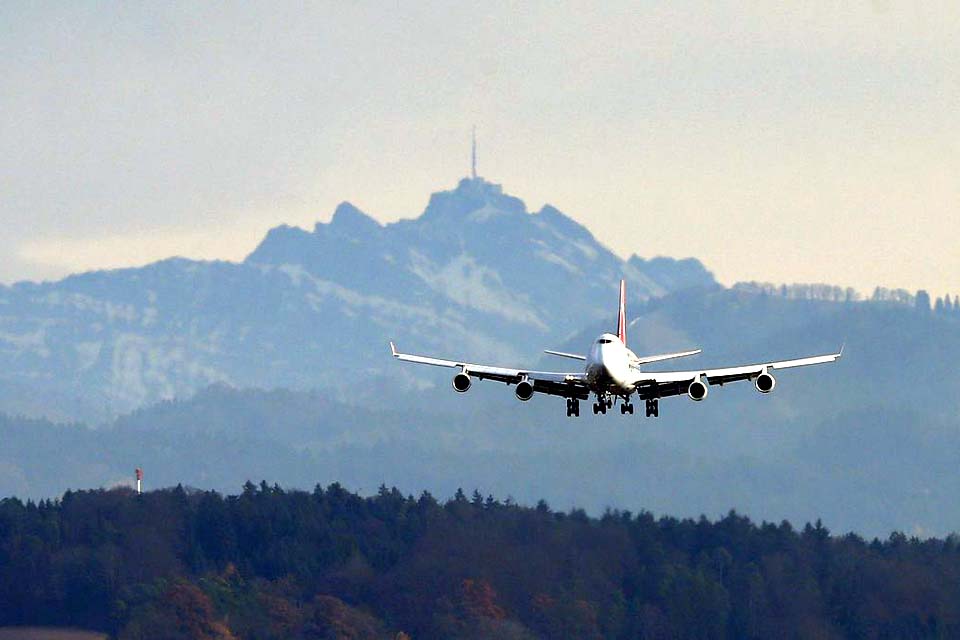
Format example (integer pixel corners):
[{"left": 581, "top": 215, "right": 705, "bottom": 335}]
[
  {"left": 390, "top": 342, "right": 591, "bottom": 399},
  {"left": 633, "top": 349, "right": 843, "bottom": 400},
  {"left": 634, "top": 348, "right": 702, "bottom": 365},
  {"left": 543, "top": 349, "right": 586, "bottom": 361}
]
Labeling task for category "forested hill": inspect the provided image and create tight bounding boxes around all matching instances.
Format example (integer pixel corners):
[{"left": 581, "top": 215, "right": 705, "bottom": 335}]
[{"left": 2, "top": 483, "right": 959, "bottom": 639}]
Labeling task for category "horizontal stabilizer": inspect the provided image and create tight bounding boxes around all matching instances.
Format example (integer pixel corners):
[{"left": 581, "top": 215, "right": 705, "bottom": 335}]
[
  {"left": 635, "top": 348, "right": 701, "bottom": 365},
  {"left": 544, "top": 349, "right": 586, "bottom": 361}
]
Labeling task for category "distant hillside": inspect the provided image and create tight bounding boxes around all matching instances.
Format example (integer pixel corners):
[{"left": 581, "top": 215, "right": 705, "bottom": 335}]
[{"left": 0, "top": 177, "right": 712, "bottom": 422}]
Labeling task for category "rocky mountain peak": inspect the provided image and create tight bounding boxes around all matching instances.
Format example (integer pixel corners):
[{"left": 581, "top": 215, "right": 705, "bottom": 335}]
[
  {"left": 419, "top": 177, "right": 527, "bottom": 224},
  {"left": 245, "top": 224, "right": 311, "bottom": 264},
  {"left": 326, "top": 202, "right": 381, "bottom": 235},
  {"left": 534, "top": 204, "right": 594, "bottom": 242}
]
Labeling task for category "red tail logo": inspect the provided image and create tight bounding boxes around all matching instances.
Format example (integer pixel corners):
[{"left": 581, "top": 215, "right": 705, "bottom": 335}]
[{"left": 617, "top": 279, "right": 627, "bottom": 346}]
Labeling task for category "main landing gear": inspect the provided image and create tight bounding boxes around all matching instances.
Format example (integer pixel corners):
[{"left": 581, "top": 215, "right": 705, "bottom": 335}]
[
  {"left": 577, "top": 394, "right": 658, "bottom": 418},
  {"left": 645, "top": 399, "right": 660, "bottom": 418},
  {"left": 592, "top": 396, "right": 613, "bottom": 415}
]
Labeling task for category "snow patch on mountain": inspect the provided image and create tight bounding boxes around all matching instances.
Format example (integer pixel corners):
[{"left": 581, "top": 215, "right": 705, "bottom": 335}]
[
  {"left": 275, "top": 264, "right": 455, "bottom": 326},
  {"left": 468, "top": 203, "right": 510, "bottom": 223},
  {"left": 533, "top": 244, "right": 582, "bottom": 275},
  {"left": 408, "top": 251, "right": 548, "bottom": 330},
  {"left": 75, "top": 341, "right": 103, "bottom": 371},
  {"left": 107, "top": 333, "right": 228, "bottom": 410},
  {"left": 0, "top": 328, "right": 47, "bottom": 352},
  {"left": 37, "top": 290, "right": 139, "bottom": 323},
  {"left": 574, "top": 241, "right": 599, "bottom": 260}
]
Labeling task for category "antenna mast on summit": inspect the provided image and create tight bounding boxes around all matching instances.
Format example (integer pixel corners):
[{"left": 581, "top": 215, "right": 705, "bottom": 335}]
[{"left": 471, "top": 126, "right": 477, "bottom": 179}]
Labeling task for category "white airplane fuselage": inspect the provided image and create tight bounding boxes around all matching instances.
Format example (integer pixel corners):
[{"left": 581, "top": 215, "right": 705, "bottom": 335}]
[{"left": 585, "top": 333, "right": 636, "bottom": 395}]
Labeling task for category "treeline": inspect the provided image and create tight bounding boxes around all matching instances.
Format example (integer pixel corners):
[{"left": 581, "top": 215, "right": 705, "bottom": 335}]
[
  {"left": 2, "top": 483, "right": 960, "bottom": 639},
  {"left": 734, "top": 281, "right": 960, "bottom": 315},
  {"left": 733, "top": 282, "right": 862, "bottom": 303}
]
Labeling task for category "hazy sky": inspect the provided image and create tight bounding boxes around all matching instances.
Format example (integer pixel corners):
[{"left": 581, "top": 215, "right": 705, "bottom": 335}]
[{"left": 2, "top": 2, "right": 958, "bottom": 295}]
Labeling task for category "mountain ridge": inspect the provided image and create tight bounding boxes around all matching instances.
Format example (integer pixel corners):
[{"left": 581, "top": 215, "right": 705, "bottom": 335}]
[{"left": 0, "top": 177, "right": 715, "bottom": 422}]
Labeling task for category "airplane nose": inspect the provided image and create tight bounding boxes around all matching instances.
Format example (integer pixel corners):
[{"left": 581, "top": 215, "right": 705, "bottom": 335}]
[
  {"left": 598, "top": 353, "right": 618, "bottom": 380},
  {"left": 599, "top": 346, "right": 628, "bottom": 386},
  {"left": 600, "top": 360, "right": 613, "bottom": 379}
]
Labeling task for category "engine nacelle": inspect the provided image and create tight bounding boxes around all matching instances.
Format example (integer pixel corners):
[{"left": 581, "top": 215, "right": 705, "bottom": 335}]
[
  {"left": 452, "top": 372, "right": 472, "bottom": 393},
  {"left": 688, "top": 377, "right": 709, "bottom": 402},
  {"left": 515, "top": 379, "right": 535, "bottom": 402},
  {"left": 755, "top": 372, "right": 776, "bottom": 394}
]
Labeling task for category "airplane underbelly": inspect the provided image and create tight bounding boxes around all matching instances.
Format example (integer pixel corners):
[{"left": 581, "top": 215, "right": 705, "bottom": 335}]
[
  {"left": 586, "top": 363, "right": 603, "bottom": 385},
  {"left": 587, "top": 362, "right": 632, "bottom": 393}
]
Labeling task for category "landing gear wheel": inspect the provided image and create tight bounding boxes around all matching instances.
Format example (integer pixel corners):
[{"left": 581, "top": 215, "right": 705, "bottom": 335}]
[
  {"left": 620, "top": 402, "right": 634, "bottom": 415},
  {"left": 593, "top": 401, "right": 607, "bottom": 415},
  {"left": 566, "top": 399, "right": 580, "bottom": 417},
  {"left": 645, "top": 399, "right": 660, "bottom": 418}
]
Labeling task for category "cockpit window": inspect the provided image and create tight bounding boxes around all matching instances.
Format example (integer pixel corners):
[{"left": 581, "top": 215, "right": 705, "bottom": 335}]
[{"left": 598, "top": 339, "right": 613, "bottom": 344}]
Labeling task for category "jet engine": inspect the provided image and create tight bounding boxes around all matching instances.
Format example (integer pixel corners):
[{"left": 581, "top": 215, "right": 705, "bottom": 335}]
[
  {"left": 452, "top": 372, "right": 472, "bottom": 393},
  {"left": 515, "top": 379, "right": 535, "bottom": 401},
  {"left": 687, "top": 377, "right": 709, "bottom": 402},
  {"left": 755, "top": 372, "right": 776, "bottom": 394}
]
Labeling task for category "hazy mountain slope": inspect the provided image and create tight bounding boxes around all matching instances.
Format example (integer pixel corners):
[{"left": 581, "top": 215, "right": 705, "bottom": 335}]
[{"left": 0, "top": 178, "right": 713, "bottom": 422}]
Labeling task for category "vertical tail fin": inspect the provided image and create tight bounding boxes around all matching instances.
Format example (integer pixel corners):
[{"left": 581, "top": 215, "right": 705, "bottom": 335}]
[{"left": 617, "top": 279, "right": 627, "bottom": 346}]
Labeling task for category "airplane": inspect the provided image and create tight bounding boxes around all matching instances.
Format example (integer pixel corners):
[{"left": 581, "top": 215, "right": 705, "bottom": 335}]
[{"left": 389, "top": 280, "right": 842, "bottom": 418}]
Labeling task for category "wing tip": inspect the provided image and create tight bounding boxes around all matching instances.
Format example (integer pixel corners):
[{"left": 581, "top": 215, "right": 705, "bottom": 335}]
[{"left": 389, "top": 341, "right": 398, "bottom": 357}]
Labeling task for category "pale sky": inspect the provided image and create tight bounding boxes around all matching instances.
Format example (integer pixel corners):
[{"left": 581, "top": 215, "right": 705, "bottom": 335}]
[{"left": 2, "top": 2, "right": 958, "bottom": 295}]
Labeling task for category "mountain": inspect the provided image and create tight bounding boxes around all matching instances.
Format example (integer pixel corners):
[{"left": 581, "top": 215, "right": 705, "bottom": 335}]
[{"left": 0, "top": 177, "right": 714, "bottom": 422}]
